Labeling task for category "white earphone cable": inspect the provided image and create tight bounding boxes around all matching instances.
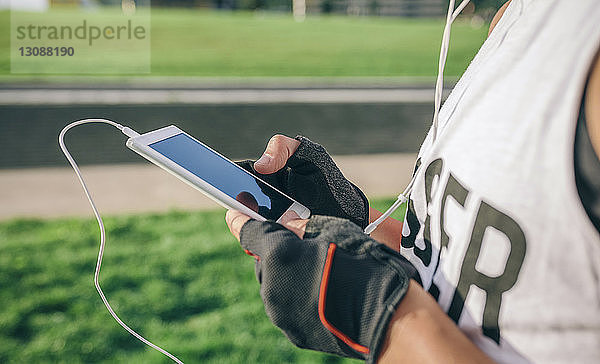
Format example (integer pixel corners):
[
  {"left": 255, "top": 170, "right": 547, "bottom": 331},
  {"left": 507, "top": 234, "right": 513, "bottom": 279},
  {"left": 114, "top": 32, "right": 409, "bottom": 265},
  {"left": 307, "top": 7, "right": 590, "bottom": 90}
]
[
  {"left": 364, "top": 0, "right": 470, "bottom": 235},
  {"left": 432, "top": 0, "right": 471, "bottom": 144},
  {"left": 59, "top": 119, "right": 184, "bottom": 364}
]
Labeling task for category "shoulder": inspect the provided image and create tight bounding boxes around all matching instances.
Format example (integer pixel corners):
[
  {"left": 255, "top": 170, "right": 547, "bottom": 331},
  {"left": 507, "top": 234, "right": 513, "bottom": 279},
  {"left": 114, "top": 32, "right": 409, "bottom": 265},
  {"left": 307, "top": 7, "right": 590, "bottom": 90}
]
[{"left": 488, "top": 0, "right": 513, "bottom": 37}]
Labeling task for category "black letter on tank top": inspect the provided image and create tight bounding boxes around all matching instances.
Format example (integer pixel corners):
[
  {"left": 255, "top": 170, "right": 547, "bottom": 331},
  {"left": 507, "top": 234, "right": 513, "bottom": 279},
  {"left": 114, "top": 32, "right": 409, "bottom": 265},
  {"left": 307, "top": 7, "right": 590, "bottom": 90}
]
[
  {"left": 402, "top": 158, "right": 441, "bottom": 266},
  {"left": 440, "top": 173, "right": 469, "bottom": 250},
  {"left": 401, "top": 157, "right": 422, "bottom": 251},
  {"left": 428, "top": 173, "right": 470, "bottom": 300},
  {"left": 448, "top": 201, "right": 527, "bottom": 344},
  {"left": 400, "top": 160, "right": 422, "bottom": 254},
  {"left": 401, "top": 198, "right": 420, "bottom": 250},
  {"left": 420, "top": 158, "right": 444, "bottom": 267}
]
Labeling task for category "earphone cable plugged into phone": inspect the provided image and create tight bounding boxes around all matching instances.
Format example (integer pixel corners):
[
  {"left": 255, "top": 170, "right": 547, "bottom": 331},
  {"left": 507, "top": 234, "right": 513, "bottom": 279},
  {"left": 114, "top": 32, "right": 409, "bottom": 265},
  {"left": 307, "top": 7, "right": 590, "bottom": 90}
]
[{"left": 59, "top": 119, "right": 184, "bottom": 364}]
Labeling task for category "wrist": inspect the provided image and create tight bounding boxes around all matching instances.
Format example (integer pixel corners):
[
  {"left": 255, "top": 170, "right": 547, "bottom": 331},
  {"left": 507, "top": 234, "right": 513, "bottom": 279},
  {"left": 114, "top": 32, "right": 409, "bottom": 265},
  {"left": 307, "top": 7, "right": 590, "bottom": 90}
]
[
  {"left": 368, "top": 207, "right": 403, "bottom": 251},
  {"left": 377, "top": 281, "right": 432, "bottom": 363},
  {"left": 376, "top": 281, "right": 497, "bottom": 364}
]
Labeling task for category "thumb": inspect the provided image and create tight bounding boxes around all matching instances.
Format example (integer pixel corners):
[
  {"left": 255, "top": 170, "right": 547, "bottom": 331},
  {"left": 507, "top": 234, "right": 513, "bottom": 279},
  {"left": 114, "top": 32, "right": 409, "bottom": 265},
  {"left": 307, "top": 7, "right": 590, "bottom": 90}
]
[{"left": 254, "top": 135, "right": 300, "bottom": 174}]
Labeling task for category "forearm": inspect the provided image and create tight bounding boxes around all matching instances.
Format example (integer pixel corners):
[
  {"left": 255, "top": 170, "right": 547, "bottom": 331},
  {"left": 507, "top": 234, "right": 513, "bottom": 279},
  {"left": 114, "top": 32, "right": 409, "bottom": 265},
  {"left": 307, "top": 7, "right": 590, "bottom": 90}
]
[
  {"left": 369, "top": 206, "right": 403, "bottom": 251},
  {"left": 378, "top": 281, "right": 496, "bottom": 364}
]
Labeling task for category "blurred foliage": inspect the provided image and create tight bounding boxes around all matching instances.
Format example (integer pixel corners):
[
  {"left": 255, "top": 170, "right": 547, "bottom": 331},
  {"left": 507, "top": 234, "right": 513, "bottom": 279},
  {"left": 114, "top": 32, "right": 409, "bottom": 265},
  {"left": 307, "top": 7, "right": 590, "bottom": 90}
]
[
  {"left": 470, "top": 0, "right": 506, "bottom": 11},
  {"left": 151, "top": 0, "right": 508, "bottom": 13},
  {"left": 0, "top": 8, "right": 488, "bottom": 77},
  {"left": 469, "top": 0, "right": 507, "bottom": 20},
  {"left": 0, "top": 198, "right": 403, "bottom": 363}
]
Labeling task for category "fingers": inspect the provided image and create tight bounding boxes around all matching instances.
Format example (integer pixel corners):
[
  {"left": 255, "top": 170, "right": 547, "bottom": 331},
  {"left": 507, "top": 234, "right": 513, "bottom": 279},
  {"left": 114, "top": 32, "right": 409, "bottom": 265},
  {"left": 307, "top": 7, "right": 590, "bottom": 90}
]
[
  {"left": 225, "top": 209, "right": 251, "bottom": 241},
  {"left": 226, "top": 208, "right": 309, "bottom": 240},
  {"left": 282, "top": 218, "right": 309, "bottom": 239},
  {"left": 236, "top": 191, "right": 259, "bottom": 213},
  {"left": 278, "top": 209, "right": 300, "bottom": 224},
  {"left": 278, "top": 210, "right": 308, "bottom": 239},
  {"left": 254, "top": 134, "right": 300, "bottom": 175},
  {"left": 226, "top": 208, "right": 309, "bottom": 243}
]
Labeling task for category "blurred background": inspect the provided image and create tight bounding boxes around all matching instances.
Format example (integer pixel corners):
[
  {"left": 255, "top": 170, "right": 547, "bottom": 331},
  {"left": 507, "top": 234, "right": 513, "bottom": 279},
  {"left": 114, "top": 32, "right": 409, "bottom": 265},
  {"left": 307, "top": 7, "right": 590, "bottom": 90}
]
[{"left": 0, "top": 0, "right": 503, "bottom": 362}]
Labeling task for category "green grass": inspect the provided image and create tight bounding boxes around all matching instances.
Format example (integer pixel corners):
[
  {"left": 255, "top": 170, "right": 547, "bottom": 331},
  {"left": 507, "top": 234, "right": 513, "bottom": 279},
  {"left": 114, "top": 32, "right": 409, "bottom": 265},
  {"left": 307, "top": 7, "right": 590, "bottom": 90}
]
[
  {"left": 0, "top": 198, "right": 404, "bottom": 363},
  {"left": 0, "top": 8, "right": 488, "bottom": 78}
]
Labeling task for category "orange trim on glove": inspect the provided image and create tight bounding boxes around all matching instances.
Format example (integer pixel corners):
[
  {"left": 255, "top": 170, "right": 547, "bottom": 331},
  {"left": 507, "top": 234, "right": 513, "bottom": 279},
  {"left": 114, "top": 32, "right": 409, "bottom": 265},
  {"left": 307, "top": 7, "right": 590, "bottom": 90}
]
[
  {"left": 244, "top": 249, "right": 260, "bottom": 261},
  {"left": 318, "top": 243, "right": 370, "bottom": 355}
]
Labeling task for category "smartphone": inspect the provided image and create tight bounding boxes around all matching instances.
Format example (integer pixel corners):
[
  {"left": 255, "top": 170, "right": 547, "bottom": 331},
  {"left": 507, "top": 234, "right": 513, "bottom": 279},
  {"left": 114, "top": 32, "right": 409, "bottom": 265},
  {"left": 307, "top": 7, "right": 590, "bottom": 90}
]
[{"left": 125, "top": 125, "right": 310, "bottom": 223}]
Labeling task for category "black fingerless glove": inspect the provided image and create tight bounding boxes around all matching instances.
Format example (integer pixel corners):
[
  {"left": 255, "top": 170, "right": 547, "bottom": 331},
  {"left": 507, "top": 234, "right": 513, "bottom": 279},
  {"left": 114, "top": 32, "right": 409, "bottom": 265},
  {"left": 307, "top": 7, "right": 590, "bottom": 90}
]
[
  {"left": 237, "top": 136, "right": 370, "bottom": 228},
  {"left": 240, "top": 215, "right": 421, "bottom": 363}
]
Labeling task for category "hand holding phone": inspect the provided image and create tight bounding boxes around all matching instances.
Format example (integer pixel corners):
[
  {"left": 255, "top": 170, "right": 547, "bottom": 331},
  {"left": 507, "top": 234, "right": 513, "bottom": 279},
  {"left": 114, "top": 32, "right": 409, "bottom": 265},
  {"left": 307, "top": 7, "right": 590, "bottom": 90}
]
[{"left": 237, "top": 135, "right": 370, "bottom": 229}]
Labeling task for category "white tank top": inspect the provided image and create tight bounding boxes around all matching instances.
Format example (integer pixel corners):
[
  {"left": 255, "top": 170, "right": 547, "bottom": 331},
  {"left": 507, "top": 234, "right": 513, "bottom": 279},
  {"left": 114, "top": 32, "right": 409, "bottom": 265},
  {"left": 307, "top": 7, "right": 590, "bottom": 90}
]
[{"left": 401, "top": 1, "right": 600, "bottom": 363}]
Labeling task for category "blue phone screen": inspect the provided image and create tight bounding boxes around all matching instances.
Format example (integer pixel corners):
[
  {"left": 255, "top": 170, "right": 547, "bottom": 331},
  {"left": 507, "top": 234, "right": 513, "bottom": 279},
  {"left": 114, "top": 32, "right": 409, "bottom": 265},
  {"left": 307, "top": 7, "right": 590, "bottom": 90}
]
[{"left": 149, "top": 133, "right": 294, "bottom": 220}]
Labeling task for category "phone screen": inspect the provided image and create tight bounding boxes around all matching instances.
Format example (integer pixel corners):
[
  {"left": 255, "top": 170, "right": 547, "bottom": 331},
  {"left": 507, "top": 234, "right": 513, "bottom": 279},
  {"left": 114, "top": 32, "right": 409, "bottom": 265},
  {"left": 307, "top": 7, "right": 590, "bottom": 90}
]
[{"left": 149, "top": 133, "right": 294, "bottom": 220}]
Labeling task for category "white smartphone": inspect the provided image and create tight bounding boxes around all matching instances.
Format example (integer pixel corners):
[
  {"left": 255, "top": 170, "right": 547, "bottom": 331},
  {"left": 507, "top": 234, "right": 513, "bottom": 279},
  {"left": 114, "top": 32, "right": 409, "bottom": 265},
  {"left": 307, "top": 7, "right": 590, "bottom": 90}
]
[{"left": 125, "top": 125, "right": 310, "bottom": 223}]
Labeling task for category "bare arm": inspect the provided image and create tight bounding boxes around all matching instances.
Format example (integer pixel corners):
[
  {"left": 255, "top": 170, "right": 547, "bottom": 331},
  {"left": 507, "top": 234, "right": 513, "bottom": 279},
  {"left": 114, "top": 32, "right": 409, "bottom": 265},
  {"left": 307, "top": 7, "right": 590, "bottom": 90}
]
[{"left": 377, "top": 281, "right": 494, "bottom": 364}]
